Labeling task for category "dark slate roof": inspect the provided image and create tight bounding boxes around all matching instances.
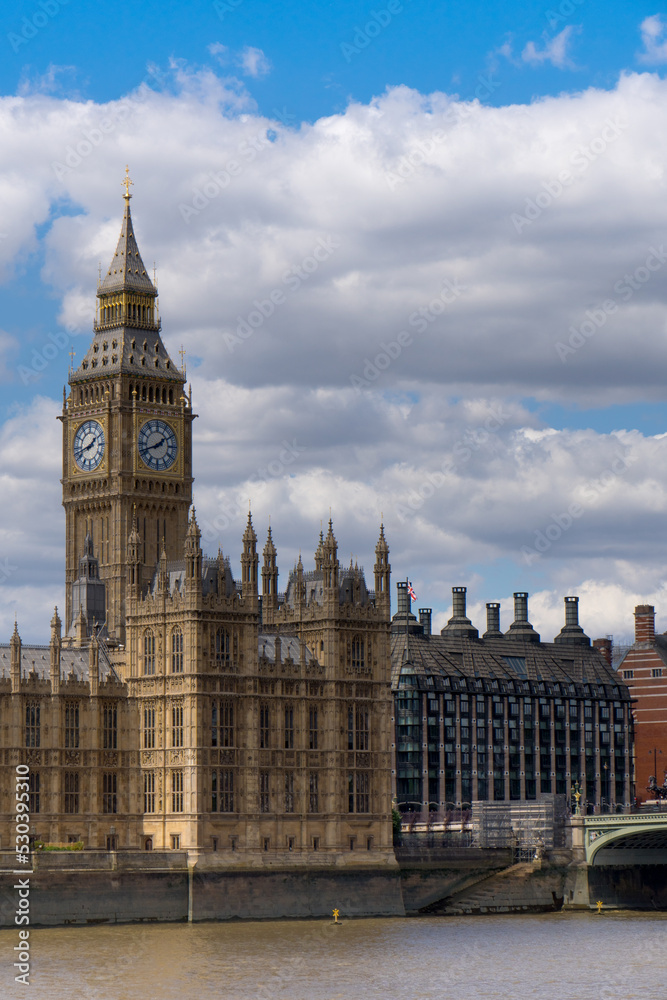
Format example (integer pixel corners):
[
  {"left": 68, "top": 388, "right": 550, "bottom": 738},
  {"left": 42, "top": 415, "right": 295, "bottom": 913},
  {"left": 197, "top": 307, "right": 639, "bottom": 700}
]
[
  {"left": 0, "top": 646, "right": 115, "bottom": 683},
  {"left": 70, "top": 324, "right": 184, "bottom": 384},
  {"left": 99, "top": 198, "right": 156, "bottom": 295},
  {"left": 283, "top": 565, "right": 371, "bottom": 609},
  {"left": 150, "top": 557, "right": 237, "bottom": 598},
  {"left": 258, "top": 632, "right": 318, "bottom": 665},
  {"left": 390, "top": 629, "right": 631, "bottom": 700}
]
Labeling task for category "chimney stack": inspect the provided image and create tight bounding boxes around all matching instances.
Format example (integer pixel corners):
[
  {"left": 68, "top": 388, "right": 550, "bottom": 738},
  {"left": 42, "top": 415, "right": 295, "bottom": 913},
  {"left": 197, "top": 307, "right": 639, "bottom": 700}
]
[
  {"left": 390, "top": 581, "right": 419, "bottom": 634},
  {"left": 514, "top": 592, "right": 528, "bottom": 622},
  {"left": 634, "top": 605, "right": 655, "bottom": 644},
  {"left": 441, "top": 586, "right": 479, "bottom": 639},
  {"left": 592, "top": 637, "right": 612, "bottom": 666},
  {"left": 554, "top": 595, "right": 590, "bottom": 647},
  {"left": 484, "top": 602, "right": 503, "bottom": 638},
  {"left": 396, "top": 581, "right": 409, "bottom": 617},
  {"left": 505, "top": 592, "right": 540, "bottom": 643},
  {"left": 418, "top": 608, "right": 432, "bottom": 635},
  {"left": 452, "top": 587, "right": 467, "bottom": 619}
]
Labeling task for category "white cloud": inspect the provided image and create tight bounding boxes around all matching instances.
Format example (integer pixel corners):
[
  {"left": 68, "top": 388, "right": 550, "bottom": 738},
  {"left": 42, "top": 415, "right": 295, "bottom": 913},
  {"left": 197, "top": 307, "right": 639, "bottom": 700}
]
[
  {"left": 2, "top": 67, "right": 667, "bottom": 643},
  {"left": 17, "top": 63, "right": 79, "bottom": 98},
  {"left": 638, "top": 14, "right": 667, "bottom": 63},
  {"left": 238, "top": 46, "right": 272, "bottom": 78},
  {"left": 208, "top": 42, "right": 229, "bottom": 65},
  {"left": 522, "top": 26, "right": 578, "bottom": 69},
  {"left": 0, "top": 398, "right": 64, "bottom": 633}
]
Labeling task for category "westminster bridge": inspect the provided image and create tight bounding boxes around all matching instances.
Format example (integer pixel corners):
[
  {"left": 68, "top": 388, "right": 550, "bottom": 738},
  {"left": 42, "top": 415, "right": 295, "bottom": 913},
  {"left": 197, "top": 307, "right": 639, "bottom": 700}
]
[{"left": 574, "top": 811, "right": 667, "bottom": 865}]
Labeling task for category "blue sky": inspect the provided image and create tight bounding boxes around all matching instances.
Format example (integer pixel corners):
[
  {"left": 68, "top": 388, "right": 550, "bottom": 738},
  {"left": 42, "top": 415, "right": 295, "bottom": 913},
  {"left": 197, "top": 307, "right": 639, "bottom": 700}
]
[
  {"left": 3, "top": 0, "right": 667, "bottom": 428},
  {"left": 3, "top": 0, "right": 667, "bottom": 642},
  {"left": 2, "top": 0, "right": 662, "bottom": 120}
]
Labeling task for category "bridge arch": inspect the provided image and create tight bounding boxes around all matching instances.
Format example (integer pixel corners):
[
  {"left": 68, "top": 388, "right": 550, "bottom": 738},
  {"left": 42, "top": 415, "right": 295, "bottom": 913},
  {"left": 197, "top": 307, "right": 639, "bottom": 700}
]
[{"left": 586, "top": 818, "right": 667, "bottom": 865}]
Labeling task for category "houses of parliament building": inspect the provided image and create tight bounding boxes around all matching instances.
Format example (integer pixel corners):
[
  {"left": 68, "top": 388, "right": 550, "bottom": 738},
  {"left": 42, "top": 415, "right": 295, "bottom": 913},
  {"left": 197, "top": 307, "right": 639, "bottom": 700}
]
[{"left": 0, "top": 180, "right": 395, "bottom": 863}]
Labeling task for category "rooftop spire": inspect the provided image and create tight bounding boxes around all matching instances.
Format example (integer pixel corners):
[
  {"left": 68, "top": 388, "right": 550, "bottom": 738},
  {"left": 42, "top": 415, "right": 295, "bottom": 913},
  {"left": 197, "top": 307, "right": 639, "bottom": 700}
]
[
  {"left": 70, "top": 172, "right": 184, "bottom": 384},
  {"left": 98, "top": 170, "right": 155, "bottom": 296},
  {"left": 243, "top": 510, "right": 257, "bottom": 544},
  {"left": 263, "top": 524, "right": 276, "bottom": 556}
]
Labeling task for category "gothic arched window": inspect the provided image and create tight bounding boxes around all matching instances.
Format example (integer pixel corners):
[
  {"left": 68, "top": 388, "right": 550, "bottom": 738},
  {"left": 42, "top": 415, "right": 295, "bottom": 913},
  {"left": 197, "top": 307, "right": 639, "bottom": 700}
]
[
  {"left": 215, "top": 628, "right": 230, "bottom": 664},
  {"left": 143, "top": 629, "right": 155, "bottom": 675},
  {"left": 351, "top": 635, "right": 364, "bottom": 671},
  {"left": 171, "top": 628, "right": 184, "bottom": 673}
]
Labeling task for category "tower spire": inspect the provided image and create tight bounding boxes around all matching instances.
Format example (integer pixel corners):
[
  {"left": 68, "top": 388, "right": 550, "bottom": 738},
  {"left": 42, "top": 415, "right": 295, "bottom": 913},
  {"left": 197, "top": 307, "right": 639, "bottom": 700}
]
[{"left": 69, "top": 173, "right": 184, "bottom": 385}]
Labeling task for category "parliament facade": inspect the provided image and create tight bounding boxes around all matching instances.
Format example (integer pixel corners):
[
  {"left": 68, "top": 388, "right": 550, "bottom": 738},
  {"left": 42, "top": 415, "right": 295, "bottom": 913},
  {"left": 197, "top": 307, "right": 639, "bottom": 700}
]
[{"left": 0, "top": 185, "right": 394, "bottom": 862}]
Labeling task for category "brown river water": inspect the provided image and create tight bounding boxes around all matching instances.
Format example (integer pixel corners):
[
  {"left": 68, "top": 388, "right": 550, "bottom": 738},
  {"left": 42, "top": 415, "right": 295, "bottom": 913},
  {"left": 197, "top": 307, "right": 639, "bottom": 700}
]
[{"left": 2, "top": 912, "right": 666, "bottom": 999}]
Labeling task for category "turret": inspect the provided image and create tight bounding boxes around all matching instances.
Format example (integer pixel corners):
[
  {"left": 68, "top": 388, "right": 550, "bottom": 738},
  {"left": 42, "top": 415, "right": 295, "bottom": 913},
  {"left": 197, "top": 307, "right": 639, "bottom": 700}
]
[
  {"left": 322, "top": 519, "right": 339, "bottom": 594},
  {"left": 70, "top": 533, "right": 106, "bottom": 638},
  {"left": 127, "top": 508, "right": 141, "bottom": 598},
  {"left": 89, "top": 632, "right": 99, "bottom": 696},
  {"left": 262, "top": 526, "right": 278, "bottom": 612},
  {"left": 10, "top": 620, "right": 21, "bottom": 694},
  {"left": 241, "top": 511, "right": 258, "bottom": 599},
  {"left": 156, "top": 543, "right": 169, "bottom": 597},
  {"left": 185, "top": 507, "right": 202, "bottom": 589},
  {"left": 294, "top": 553, "right": 305, "bottom": 608},
  {"left": 373, "top": 522, "right": 391, "bottom": 610},
  {"left": 50, "top": 607, "right": 62, "bottom": 695},
  {"left": 314, "top": 530, "right": 324, "bottom": 572},
  {"left": 74, "top": 606, "right": 87, "bottom": 647}
]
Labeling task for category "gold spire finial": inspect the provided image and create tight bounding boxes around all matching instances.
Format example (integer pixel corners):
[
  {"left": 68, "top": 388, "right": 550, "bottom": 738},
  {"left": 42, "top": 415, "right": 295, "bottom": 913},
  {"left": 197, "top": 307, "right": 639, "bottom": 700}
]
[
  {"left": 68, "top": 346, "right": 75, "bottom": 372},
  {"left": 122, "top": 165, "right": 133, "bottom": 200},
  {"left": 179, "top": 345, "right": 186, "bottom": 374}
]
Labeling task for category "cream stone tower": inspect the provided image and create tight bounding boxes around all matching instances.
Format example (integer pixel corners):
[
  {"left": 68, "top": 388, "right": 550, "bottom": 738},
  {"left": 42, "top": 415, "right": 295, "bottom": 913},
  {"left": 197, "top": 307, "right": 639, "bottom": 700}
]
[{"left": 61, "top": 170, "right": 194, "bottom": 642}]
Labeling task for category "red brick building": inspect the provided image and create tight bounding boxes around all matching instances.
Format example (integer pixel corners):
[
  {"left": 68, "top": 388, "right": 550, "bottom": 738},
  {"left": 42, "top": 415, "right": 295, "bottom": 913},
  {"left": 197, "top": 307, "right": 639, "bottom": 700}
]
[{"left": 618, "top": 605, "right": 667, "bottom": 803}]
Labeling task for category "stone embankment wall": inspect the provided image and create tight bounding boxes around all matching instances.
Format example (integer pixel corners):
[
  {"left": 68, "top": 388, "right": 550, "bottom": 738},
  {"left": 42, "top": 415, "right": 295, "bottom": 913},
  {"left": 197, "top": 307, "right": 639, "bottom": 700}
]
[
  {"left": 0, "top": 852, "right": 405, "bottom": 926},
  {"left": 3, "top": 848, "right": 666, "bottom": 925}
]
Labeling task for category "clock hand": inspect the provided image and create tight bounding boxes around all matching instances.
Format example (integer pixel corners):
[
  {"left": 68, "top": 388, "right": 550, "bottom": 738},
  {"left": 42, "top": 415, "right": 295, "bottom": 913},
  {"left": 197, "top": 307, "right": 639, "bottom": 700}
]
[{"left": 148, "top": 437, "right": 166, "bottom": 451}]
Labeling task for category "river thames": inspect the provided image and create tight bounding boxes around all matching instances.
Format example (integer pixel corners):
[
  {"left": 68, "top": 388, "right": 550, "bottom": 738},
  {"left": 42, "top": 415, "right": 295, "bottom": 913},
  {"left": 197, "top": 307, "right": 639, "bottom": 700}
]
[{"left": 3, "top": 912, "right": 666, "bottom": 998}]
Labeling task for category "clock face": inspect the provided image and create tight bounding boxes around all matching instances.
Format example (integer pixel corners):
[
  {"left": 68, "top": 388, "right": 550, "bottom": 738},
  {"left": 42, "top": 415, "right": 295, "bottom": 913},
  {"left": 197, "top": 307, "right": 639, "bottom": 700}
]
[
  {"left": 73, "top": 420, "right": 105, "bottom": 472},
  {"left": 138, "top": 419, "right": 178, "bottom": 471}
]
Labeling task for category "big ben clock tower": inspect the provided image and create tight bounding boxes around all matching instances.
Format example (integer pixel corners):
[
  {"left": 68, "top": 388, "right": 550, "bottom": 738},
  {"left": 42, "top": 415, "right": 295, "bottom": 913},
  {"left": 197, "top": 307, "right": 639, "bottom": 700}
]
[{"left": 61, "top": 170, "right": 194, "bottom": 643}]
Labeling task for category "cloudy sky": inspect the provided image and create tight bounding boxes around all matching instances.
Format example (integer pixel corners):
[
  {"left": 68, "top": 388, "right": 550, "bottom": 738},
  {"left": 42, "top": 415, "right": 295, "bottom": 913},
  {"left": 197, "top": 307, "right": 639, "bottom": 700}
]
[{"left": 2, "top": 0, "right": 667, "bottom": 645}]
